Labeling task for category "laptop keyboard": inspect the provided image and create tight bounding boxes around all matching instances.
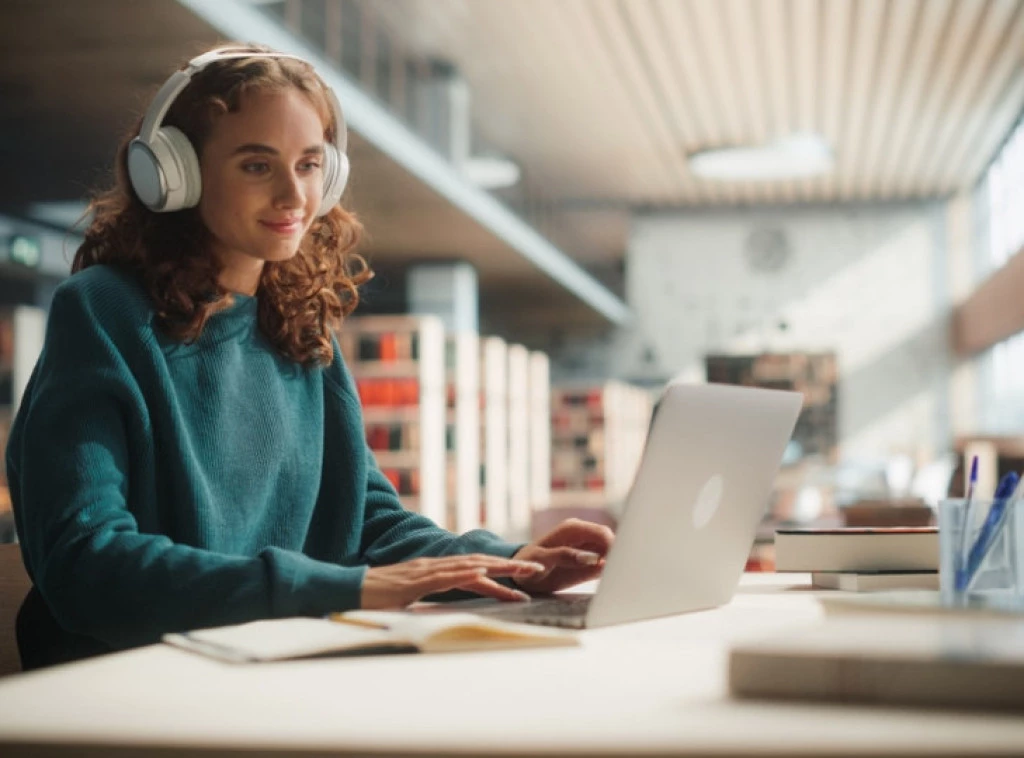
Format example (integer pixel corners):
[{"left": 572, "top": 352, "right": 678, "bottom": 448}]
[{"left": 476, "top": 596, "right": 593, "bottom": 629}]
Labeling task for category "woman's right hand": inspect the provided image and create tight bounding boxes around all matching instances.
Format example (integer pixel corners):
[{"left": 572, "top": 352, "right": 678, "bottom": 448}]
[{"left": 360, "top": 554, "right": 547, "bottom": 609}]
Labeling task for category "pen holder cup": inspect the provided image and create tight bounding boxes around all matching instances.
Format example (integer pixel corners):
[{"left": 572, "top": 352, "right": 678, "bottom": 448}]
[{"left": 939, "top": 498, "right": 1024, "bottom": 611}]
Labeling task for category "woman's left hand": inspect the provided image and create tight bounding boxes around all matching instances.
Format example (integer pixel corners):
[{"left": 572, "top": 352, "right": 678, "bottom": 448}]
[{"left": 512, "top": 518, "right": 615, "bottom": 595}]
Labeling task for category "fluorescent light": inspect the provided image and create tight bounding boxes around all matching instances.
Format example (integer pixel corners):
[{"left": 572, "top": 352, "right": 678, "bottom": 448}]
[
  {"left": 462, "top": 157, "right": 521, "bottom": 190},
  {"left": 689, "top": 133, "right": 833, "bottom": 181}
]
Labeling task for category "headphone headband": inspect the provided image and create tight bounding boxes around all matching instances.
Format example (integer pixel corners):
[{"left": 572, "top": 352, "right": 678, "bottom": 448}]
[
  {"left": 137, "top": 49, "right": 347, "bottom": 153},
  {"left": 128, "top": 47, "right": 350, "bottom": 215}
]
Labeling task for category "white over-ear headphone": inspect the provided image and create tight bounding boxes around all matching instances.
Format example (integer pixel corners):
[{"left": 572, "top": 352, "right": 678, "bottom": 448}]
[{"left": 127, "top": 47, "right": 349, "bottom": 217}]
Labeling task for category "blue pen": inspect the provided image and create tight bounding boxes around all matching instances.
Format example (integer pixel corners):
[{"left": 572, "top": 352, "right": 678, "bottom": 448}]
[
  {"left": 956, "top": 456, "right": 980, "bottom": 584},
  {"left": 966, "top": 456, "right": 979, "bottom": 500},
  {"left": 957, "top": 471, "right": 1019, "bottom": 592}
]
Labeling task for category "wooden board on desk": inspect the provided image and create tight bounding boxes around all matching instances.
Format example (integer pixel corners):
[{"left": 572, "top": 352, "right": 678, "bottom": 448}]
[{"left": 730, "top": 614, "right": 1024, "bottom": 711}]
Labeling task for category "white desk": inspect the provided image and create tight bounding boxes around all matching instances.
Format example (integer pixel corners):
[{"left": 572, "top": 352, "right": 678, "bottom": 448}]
[{"left": 1, "top": 573, "right": 1023, "bottom": 757}]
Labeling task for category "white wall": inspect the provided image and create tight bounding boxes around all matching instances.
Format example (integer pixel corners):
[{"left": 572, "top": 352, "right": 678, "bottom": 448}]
[{"left": 613, "top": 202, "right": 952, "bottom": 462}]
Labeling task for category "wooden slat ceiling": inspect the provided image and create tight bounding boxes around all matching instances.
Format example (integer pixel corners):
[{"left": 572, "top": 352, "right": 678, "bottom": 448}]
[{"left": 368, "top": 0, "right": 1024, "bottom": 210}]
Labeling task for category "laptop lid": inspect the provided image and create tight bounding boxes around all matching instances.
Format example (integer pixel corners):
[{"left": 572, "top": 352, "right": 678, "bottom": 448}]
[{"left": 585, "top": 382, "right": 802, "bottom": 628}]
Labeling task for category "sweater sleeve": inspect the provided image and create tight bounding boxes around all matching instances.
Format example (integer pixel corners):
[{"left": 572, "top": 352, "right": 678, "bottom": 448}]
[
  {"left": 9, "top": 284, "right": 366, "bottom": 650},
  {"left": 359, "top": 458, "right": 522, "bottom": 564}
]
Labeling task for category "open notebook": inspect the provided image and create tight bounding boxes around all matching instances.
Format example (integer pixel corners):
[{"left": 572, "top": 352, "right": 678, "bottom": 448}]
[{"left": 163, "top": 611, "right": 578, "bottom": 663}]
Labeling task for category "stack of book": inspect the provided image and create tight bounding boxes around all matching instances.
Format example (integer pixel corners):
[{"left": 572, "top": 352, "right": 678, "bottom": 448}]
[{"left": 774, "top": 526, "right": 939, "bottom": 591}]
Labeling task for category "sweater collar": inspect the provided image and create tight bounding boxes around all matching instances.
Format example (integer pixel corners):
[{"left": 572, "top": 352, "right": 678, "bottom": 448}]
[{"left": 199, "top": 293, "right": 259, "bottom": 342}]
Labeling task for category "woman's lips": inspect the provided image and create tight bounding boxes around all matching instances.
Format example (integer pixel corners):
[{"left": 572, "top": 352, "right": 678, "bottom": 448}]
[{"left": 260, "top": 219, "right": 303, "bottom": 234}]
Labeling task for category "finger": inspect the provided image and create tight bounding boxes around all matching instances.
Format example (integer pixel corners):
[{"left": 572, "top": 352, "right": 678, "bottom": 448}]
[
  {"left": 428, "top": 555, "right": 546, "bottom": 577},
  {"left": 531, "top": 546, "right": 606, "bottom": 568},
  {"left": 415, "top": 567, "right": 491, "bottom": 597},
  {"left": 538, "top": 519, "right": 615, "bottom": 552},
  {"left": 457, "top": 576, "right": 531, "bottom": 603},
  {"left": 481, "top": 562, "right": 549, "bottom": 579}
]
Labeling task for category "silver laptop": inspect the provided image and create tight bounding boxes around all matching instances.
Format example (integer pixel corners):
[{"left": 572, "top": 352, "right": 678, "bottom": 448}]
[{"left": 437, "top": 382, "right": 802, "bottom": 629}]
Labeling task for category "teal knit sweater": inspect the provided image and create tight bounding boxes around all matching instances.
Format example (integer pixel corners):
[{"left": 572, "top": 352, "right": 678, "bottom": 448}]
[{"left": 7, "top": 264, "right": 517, "bottom": 660}]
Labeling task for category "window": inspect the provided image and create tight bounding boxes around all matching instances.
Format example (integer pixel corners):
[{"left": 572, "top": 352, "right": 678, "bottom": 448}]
[
  {"left": 979, "top": 113, "right": 1024, "bottom": 430},
  {"left": 987, "top": 116, "right": 1024, "bottom": 271},
  {"left": 983, "top": 331, "right": 1024, "bottom": 431}
]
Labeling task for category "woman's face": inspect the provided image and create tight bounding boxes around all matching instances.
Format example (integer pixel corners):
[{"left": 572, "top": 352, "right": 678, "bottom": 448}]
[{"left": 198, "top": 86, "right": 325, "bottom": 295}]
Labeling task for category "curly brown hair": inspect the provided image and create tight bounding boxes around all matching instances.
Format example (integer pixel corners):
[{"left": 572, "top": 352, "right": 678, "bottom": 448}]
[{"left": 72, "top": 44, "right": 371, "bottom": 367}]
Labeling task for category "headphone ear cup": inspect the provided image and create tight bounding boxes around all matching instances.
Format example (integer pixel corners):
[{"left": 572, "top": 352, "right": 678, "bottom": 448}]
[
  {"left": 159, "top": 126, "right": 202, "bottom": 211},
  {"left": 317, "top": 144, "right": 349, "bottom": 217},
  {"left": 128, "top": 137, "right": 167, "bottom": 211},
  {"left": 127, "top": 126, "right": 202, "bottom": 212}
]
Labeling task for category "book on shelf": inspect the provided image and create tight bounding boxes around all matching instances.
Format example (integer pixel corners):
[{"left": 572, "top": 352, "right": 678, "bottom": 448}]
[
  {"left": 354, "top": 378, "right": 421, "bottom": 407},
  {"left": 810, "top": 571, "right": 939, "bottom": 592},
  {"left": 365, "top": 421, "right": 421, "bottom": 452},
  {"left": 729, "top": 615, "right": 1024, "bottom": 711},
  {"left": 163, "top": 611, "right": 578, "bottom": 663},
  {"left": 342, "top": 330, "right": 419, "bottom": 363},
  {"left": 377, "top": 467, "right": 420, "bottom": 498},
  {"left": 774, "top": 527, "right": 938, "bottom": 572}
]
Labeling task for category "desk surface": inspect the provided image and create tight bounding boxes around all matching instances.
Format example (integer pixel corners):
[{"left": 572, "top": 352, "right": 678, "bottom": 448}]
[{"left": 1, "top": 573, "right": 1023, "bottom": 757}]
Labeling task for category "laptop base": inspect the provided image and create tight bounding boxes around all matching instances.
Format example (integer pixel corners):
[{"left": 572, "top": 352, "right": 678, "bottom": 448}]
[{"left": 470, "top": 596, "right": 592, "bottom": 629}]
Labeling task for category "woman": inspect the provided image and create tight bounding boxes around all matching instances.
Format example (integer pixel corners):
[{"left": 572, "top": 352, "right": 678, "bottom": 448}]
[{"left": 8, "top": 44, "right": 612, "bottom": 670}]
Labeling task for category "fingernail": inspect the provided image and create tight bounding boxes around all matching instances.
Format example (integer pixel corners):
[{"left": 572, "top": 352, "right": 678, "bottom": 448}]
[
  {"left": 475, "top": 567, "right": 488, "bottom": 575},
  {"left": 524, "top": 562, "right": 546, "bottom": 572},
  {"left": 513, "top": 591, "right": 531, "bottom": 602},
  {"left": 576, "top": 551, "right": 601, "bottom": 566}
]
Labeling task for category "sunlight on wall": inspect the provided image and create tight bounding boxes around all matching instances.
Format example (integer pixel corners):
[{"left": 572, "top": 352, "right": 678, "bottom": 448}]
[
  {"left": 626, "top": 204, "right": 949, "bottom": 461},
  {"left": 765, "top": 221, "right": 935, "bottom": 373}
]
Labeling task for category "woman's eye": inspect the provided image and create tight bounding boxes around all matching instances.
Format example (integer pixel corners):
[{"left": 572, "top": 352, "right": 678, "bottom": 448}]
[
  {"left": 299, "top": 161, "right": 322, "bottom": 172},
  {"left": 242, "top": 162, "right": 269, "bottom": 175}
]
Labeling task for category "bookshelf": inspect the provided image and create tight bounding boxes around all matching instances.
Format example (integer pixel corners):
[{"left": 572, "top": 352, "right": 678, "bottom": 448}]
[
  {"left": 0, "top": 306, "right": 46, "bottom": 540},
  {"left": 550, "top": 381, "right": 653, "bottom": 514},
  {"left": 338, "top": 315, "right": 446, "bottom": 527},
  {"left": 506, "top": 344, "right": 530, "bottom": 542},
  {"left": 445, "top": 332, "right": 480, "bottom": 533},
  {"left": 479, "top": 337, "right": 509, "bottom": 536}
]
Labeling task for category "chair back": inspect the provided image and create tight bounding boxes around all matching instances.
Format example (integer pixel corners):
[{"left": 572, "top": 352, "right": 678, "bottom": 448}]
[{"left": 0, "top": 543, "right": 30, "bottom": 676}]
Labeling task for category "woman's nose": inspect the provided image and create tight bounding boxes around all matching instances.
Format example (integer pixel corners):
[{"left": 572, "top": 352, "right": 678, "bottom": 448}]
[{"left": 273, "top": 171, "right": 304, "bottom": 208}]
